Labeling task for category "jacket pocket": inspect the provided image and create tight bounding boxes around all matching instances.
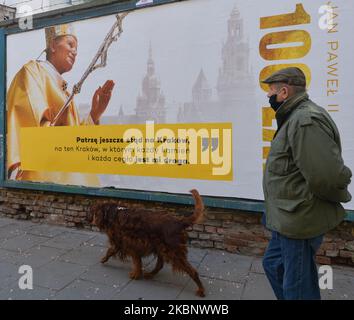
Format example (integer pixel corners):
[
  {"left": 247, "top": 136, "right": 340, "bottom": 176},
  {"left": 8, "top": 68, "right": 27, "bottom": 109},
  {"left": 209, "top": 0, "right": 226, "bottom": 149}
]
[
  {"left": 267, "top": 152, "right": 290, "bottom": 176},
  {"left": 274, "top": 198, "right": 308, "bottom": 212}
]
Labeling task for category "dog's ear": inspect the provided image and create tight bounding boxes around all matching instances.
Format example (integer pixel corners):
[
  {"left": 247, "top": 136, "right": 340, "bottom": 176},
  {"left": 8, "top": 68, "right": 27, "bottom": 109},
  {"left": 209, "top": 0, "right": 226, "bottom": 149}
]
[
  {"left": 87, "top": 204, "right": 100, "bottom": 223},
  {"left": 90, "top": 203, "right": 112, "bottom": 228},
  {"left": 101, "top": 203, "right": 118, "bottom": 226}
]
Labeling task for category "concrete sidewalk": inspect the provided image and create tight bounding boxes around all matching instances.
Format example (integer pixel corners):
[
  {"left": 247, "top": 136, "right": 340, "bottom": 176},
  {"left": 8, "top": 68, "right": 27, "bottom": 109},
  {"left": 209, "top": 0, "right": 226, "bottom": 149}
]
[{"left": 0, "top": 217, "right": 353, "bottom": 300}]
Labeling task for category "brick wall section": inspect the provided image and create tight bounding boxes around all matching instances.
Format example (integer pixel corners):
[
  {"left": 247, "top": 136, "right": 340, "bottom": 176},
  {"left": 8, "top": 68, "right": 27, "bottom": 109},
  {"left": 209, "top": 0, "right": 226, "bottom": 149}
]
[{"left": 0, "top": 188, "right": 353, "bottom": 266}]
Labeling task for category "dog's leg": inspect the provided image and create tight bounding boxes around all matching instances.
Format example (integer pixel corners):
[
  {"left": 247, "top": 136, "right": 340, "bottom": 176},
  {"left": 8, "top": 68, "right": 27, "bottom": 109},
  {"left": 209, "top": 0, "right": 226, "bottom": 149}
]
[
  {"left": 129, "top": 254, "right": 143, "bottom": 280},
  {"left": 172, "top": 259, "right": 205, "bottom": 297},
  {"left": 143, "top": 255, "right": 164, "bottom": 279},
  {"left": 100, "top": 246, "right": 117, "bottom": 264}
]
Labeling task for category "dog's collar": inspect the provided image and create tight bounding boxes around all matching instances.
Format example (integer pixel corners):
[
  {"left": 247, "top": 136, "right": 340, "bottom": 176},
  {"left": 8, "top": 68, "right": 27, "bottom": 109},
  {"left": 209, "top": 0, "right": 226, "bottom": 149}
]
[{"left": 116, "top": 206, "right": 127, "bottom": 214}]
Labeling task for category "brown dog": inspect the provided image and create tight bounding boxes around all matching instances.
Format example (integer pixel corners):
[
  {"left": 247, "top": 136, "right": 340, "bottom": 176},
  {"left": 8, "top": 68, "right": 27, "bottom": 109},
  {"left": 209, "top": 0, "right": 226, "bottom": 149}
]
[{"left": 88, "top": 189, "right": 205, "bottom": 297}]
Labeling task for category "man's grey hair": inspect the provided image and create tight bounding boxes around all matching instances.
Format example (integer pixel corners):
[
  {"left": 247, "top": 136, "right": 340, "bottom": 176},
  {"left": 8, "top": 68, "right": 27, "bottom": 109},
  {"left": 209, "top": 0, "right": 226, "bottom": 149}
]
[{"left": 274, "top": 82, "right": 306, "bottom": 95}]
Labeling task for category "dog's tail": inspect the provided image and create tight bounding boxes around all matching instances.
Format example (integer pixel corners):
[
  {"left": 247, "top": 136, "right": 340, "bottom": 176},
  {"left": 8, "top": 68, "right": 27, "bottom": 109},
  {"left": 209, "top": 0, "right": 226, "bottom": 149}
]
[{"left": 183, "top": 189, "right": 204, "bottom": 225}]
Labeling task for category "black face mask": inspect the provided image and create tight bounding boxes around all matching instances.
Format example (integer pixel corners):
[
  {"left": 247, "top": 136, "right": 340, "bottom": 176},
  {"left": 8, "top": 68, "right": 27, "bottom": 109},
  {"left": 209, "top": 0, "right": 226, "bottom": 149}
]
[{"left": 269, "top": 94, "right": 283, "bottom": 112}]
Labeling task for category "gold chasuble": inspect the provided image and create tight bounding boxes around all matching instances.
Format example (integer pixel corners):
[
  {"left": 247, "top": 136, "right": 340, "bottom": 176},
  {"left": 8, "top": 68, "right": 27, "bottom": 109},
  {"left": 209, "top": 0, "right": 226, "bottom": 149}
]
[{"left": 7, "top": 60, "right": 100, "bottom": 187}]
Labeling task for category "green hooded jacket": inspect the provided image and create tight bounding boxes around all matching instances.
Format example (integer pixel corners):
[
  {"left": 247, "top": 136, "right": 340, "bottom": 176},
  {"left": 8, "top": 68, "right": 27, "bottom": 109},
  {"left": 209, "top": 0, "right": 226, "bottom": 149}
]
[{"left": 263, "top": 92, "right": 352, "bottom": 239}]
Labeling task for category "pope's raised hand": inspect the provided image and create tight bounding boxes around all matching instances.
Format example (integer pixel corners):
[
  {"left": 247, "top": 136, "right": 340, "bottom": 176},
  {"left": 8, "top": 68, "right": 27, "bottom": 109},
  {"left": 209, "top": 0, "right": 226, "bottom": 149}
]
[{"left": 90, "top": 80, "right": 115, "bottom": 124}]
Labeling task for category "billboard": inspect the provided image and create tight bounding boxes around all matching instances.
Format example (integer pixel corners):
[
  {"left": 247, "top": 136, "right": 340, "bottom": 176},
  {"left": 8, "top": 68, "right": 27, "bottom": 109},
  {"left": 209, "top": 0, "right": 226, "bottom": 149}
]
[{"left": 5, "top": 0, "right": 354, "bottom": 210}]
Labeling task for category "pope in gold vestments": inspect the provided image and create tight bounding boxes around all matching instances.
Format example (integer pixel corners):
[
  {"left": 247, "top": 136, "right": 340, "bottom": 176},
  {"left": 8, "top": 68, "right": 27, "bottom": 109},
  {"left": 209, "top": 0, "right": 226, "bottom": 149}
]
[
  {"left": 6, "top": 24, "right": 115, "bottom": 187},
  {"left": 7, "top": 60, "right": 100, "bottom": 186}
]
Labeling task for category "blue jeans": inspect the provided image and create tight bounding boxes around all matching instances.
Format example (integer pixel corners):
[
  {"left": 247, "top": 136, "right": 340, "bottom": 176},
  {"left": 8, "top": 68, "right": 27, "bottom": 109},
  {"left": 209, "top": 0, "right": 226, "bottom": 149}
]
[{"left": 262, "top": 231, "right": 323, "bottom": 300}]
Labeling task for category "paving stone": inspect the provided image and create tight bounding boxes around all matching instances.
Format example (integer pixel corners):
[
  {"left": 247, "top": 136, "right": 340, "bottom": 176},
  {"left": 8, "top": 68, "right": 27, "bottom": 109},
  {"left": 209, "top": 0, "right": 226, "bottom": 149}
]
[
  {"left": 331, "top": 265, "right": 354, "bottom": 277},
  {"left": 0, "top": 248, "right": 18, "bottom": 263},
  {"left": 142, "top": 256, "right": 157, "bottom": 268},
  {"left": 1, "top": 220, "right": 37, "bottom": 230},
  {"left": 34, "top": 260, "right": 87, "bottom": 290},
  {"left": 26, "top": 224, "right": 66, "bottom": 238},
  {"left": 67, "top": 228, "right": 98, "bottom": 237},
  {"left": 241, "top": 273, "right": 276, "bottom": 300},
  {"left": 250, "top": 257, "right": 265, "bottom": 274},
  {"left": 112, "top": 279, "right": 181, "bottom": 300},
  {"left": 187, "top": 247, "right": 208, "bottom": 265},
  {"left": 85, "top": 233, "right": 108, "bottom": 247},
  {"left": 18, "top": 220, "right": 37, "bottom": 227},
  {"left": 79, "top": 263, "right": 132, "bottom": 289},
  {"left": 53, "top": 279, "right": 117, "bottom": 300},
  {"left": 0, "top": 284, "right": 57, "bottom": 300},
  {"left": 0, "top": 261, "right": 21, "bottom": 289},
  {"left": 198, "top": 250, "right": 253, "bottom": 282},
  {"left": 59, "top": 245, "right": 106, "bottom": 266},
  {"left": 320, "top": 272, "right": 354, "bottom": 300},
  {"left": 178, "top": 276, "right": 243, "bottom": 300},
  {"left": 5, "top": 245, "right": 67, "bottom": 268},
  {"left": 41, "top": 231, "right": 95, "bottom": 249},
  {"left": 0, "top": 234, "right": 49, "bottom": 252},
  {"left": 0, "top": 224, "right": 28, "bottom": 240},
  {"left": 5, "top": 220, "right": 36, "bottom": 228},
  {"left": 0, "top": 218, "right": 15, "bottom": 228}
]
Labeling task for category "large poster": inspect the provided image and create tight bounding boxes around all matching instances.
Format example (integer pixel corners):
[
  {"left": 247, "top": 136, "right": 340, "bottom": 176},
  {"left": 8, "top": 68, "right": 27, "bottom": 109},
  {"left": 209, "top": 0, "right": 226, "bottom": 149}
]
[{"left": 6, "top": 0, "right": 354, "bottom": 210}]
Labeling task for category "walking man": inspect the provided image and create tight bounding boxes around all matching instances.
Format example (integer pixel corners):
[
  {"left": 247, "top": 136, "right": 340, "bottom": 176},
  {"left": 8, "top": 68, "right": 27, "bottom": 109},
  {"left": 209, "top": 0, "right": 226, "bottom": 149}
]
[{"left": 262, "top": 67, "right": 352, "bottom": 299}]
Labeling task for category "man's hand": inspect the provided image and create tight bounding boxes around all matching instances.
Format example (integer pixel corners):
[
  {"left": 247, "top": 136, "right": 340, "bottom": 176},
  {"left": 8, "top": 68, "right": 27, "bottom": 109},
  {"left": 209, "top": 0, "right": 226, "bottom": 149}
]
[{"left": 90, "top": 80, "right": 115, "bottom": 124}]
